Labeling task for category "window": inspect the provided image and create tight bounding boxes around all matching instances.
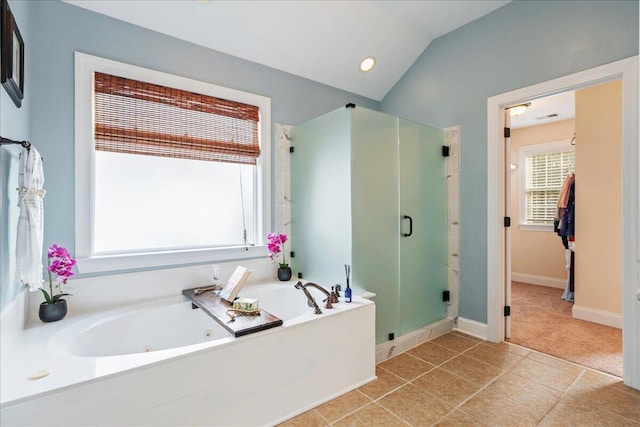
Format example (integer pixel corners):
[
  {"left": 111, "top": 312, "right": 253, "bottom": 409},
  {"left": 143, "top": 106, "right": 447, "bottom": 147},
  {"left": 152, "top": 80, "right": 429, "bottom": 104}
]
[
  {"left": 519, "top": 141, "right": 575, "bottom": 228},
  {"left": 75, "top": 53, "right": 271, "bottom": 273}
]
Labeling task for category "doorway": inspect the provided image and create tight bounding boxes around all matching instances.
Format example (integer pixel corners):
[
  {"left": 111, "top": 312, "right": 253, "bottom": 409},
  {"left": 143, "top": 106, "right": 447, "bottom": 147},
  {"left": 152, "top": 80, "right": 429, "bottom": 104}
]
[
  {"left": 486, "top": 56, "right": 639, "bottom": 389},
  {"left": 505, "top": 87, "right": 623, "bottom": 377}
]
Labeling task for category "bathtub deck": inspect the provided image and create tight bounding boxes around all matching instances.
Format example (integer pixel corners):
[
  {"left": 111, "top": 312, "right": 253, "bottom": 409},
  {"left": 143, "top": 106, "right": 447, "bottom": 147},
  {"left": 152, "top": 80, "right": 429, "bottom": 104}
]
[
  {"left": 1, "top": 284, "right": 376, "bottom": 427},
  {"left": 182, "top": 288, "right": 283, "bottom": 337}
]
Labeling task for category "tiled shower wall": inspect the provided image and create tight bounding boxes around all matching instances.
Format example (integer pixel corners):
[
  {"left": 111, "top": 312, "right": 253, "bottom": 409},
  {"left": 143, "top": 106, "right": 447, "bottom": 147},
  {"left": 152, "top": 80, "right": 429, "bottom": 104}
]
[
  {"left": 274, "top": 123, "right": 293, "bottom": 240},
  {"left": 445, "top": 126, "right": 460, "bottom": 322}
]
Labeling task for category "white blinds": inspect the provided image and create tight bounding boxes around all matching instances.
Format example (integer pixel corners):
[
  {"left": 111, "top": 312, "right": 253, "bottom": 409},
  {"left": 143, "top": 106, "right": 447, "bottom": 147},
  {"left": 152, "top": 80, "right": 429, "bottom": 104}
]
[{"left": 525, "top": 150, "right": 575, "bottom": 224}]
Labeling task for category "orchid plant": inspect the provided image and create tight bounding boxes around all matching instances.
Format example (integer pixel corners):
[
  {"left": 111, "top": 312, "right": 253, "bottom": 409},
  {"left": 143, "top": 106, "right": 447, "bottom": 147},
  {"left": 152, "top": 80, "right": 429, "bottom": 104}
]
[
  {"left": 41, "top": 244, "right": 75, "bottom": 304},
  {"left": 267, "top": 233, "right": 288, "bottom": 268}
]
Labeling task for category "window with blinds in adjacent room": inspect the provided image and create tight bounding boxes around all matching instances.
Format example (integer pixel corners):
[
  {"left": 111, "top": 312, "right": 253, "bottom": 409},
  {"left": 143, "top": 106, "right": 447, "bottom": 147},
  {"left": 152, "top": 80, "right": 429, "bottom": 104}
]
[{"left": 520, "top": 141, "right": 575, "bottom": 227}]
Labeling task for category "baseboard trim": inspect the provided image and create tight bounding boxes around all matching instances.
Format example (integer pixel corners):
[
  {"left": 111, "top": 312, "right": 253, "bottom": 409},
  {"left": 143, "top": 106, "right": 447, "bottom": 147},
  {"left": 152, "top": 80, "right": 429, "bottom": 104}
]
[
  {"left": 572, "top": 305, "right": 622, "bottom": 329},
  {"left": 512, "top": 273, "right": 565, "bottom": 289},
  {"left": 375, "top": 318, "right": 454, "bottom": 364},
  {"left": 454, "top": 317, "right": 488, "bottom": 340}
]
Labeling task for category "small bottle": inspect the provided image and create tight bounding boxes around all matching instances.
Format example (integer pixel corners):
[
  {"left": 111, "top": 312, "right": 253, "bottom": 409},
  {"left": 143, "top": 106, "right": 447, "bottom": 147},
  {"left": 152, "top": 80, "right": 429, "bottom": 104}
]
[{"left": 345, "top": 282, "right": 352, "bottom": 303}]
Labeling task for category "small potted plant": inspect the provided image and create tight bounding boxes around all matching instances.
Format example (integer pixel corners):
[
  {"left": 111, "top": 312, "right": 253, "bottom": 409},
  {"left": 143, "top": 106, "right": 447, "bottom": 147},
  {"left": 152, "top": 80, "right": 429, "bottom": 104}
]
[
  {"left": 267, "top": 233, "right": 291, "bottom": 281},
  {"left": 39, "top": 244, "right": 75, "bottom": 322}
]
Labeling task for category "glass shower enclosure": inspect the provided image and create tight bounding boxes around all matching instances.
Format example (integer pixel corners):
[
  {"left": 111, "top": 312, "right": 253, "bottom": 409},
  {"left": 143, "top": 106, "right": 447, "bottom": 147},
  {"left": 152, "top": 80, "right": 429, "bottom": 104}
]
[{"left": 291, "top": 106, "right": 447, "bottom": 344}]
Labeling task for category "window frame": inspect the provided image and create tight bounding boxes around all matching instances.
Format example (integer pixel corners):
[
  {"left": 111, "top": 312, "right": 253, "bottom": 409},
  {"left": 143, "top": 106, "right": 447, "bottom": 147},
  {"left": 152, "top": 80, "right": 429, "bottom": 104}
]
[
  {"left": 74, "top": 52, "right": 271, "bottom": 274},
  {"left": 518, "top": 139, "right": 574, "bottom": 231}
]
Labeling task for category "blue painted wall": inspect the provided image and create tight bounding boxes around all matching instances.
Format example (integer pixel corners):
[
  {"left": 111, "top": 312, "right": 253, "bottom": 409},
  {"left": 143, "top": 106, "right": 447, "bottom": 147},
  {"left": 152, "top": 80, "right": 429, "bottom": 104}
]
[
  {"left": 4, "top": 0, "right": 637, "bottom": 321},
  {"left": 1, "top": 0, "right": 31, "bottom": 312},
  {"left": 1, "top": 0, "right": 378, "bottom": 310},
  {"left": 380, "top": 0, "right": 639, "bottom": 323}
]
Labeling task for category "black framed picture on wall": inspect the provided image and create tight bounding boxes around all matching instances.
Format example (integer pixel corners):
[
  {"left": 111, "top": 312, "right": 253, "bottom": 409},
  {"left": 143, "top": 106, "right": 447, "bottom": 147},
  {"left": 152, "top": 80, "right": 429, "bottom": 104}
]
[{"left": 1, "top": 0, "right": 24, "bottom": 108}]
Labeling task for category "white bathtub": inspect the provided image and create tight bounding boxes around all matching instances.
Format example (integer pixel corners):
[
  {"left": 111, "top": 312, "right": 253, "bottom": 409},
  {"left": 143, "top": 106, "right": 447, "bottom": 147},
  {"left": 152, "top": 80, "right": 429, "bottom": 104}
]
[{"left": 0, "top": 281, "right": 376, "bottom": 426}]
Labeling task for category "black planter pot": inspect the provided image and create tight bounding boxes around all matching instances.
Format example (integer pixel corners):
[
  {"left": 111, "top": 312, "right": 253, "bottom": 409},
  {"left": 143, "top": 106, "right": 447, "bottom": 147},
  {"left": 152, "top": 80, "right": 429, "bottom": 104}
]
[
  {"left": 39, "top": 299, "right": 68, "bottom": 322},
  {"left": 277, "top": 266, "right": 292, "bottom": 281}
]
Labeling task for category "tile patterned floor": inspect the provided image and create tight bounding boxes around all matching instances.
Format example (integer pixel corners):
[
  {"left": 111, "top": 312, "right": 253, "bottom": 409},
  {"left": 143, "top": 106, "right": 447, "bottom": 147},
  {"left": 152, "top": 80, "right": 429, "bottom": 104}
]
[{"left": 279, "top": 331, "right": 640, "bottom": 426}]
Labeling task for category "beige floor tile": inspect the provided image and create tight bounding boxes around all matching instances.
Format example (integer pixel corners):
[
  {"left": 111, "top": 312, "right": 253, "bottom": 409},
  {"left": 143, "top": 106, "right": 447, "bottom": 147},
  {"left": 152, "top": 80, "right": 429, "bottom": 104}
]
[
  {"left": 440, "top": 354, "right": 504, "bottom": 386},
  {"left": 332, "top": 402, "right": 409, "bottom": 427},
  {"left": 526, "top": 350, "right": 585, "bottom": 375},
  {"left": 378, "top": 383, "right": 453, "bottom": 426},
  {"left": 434, "top": 409, "right": 490, "bottom": 427},
  {"left": 458, "top": 388, "right": 542, "bottom": 427},
  {"left": 407, "top": 341, "right": 459, "bottom": 365},
  {"left": 583, "top": 368, "right": 624, "bottom": 385},
  {"left": 314, "top": 390, "right": 371, "bottom": 423},
  {"left": 565, "top": 376, "right": 640, "bottom": 422},
  {"left": 583, "top": 369, "right": 640, "bottom": 397},
  {"left": 485, "top": 371, "right": 562, "bottom": 417},
  {"left": 501, "top": 342, "right": 532, "bottom": 357},
  {"left": 464, "top": 341, "right": 525, "bottom": 369},
  {"left": 378, "top": 353, "right": 435, "bottom": 382},
  {"left": 509, "top": 356, "right": 581, "bottom": 392},
  {"left": 538, "top": 398, "right": 639, "bottom": 427},
  {"left": 432, "top": 333, "right": 481, "bottom": 352},
  {"left": 611, "top": 381, "right": 640, "bottom": 398},
  {"left": 412, "top": 367, "right": 483, "bottom": 406},
  {"left": 358, "top": 367, "right": 406, "bottom": 400},
  {"left": 450, "top": 331, "right": 484, "bottom": 343},
  {"left": 289, "top": 330, "right": 640, "bottom": 427},
  {"left": 278, "top": 409, "right": 328, "bottom": 427}
]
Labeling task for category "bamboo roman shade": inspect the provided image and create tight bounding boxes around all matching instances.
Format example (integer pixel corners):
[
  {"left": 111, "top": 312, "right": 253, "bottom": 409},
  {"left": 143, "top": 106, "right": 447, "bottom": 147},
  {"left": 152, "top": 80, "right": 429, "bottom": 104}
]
[{"left": 94, "top": 72, "right": 260, "bottom": 165}]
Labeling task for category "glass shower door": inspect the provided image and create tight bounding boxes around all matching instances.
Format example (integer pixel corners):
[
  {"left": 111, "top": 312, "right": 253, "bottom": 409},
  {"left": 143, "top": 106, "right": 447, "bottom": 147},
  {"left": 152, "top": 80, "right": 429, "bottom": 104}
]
[
  {"left": 398, "top": 118, "right": 447, "bottom": 335},
  {"left": 351, "top": 108, "right": 401, "bottom": 344},
  {"left": 291, "top": 105, "right": 447, "bottom": 345}
]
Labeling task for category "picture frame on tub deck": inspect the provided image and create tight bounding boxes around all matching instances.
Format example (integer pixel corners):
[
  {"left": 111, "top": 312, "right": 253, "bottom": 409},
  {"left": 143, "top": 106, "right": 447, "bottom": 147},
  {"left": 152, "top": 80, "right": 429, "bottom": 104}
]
[{"left": 1, "top": 0, "right": 25, "bottom": 108}]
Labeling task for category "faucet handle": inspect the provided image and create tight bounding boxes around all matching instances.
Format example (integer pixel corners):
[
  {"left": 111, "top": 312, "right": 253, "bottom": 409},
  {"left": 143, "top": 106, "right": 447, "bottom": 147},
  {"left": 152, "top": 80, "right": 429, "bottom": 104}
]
[
  {"left": 330, "top": 287, "right": 339, "bottom": 304},
  {"left": 324, "top": 296, "right": 333, "bottom": 309}
]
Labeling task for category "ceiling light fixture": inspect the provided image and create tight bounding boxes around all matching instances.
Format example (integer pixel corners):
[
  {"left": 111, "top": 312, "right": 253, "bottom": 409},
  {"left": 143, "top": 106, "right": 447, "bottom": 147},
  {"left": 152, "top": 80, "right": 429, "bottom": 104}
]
[
  {"left": 508, "top": 102, "right": 531, "bottom": 117},
  {"left": 359, "top": 56, "right": 376, "bottom": 73}
]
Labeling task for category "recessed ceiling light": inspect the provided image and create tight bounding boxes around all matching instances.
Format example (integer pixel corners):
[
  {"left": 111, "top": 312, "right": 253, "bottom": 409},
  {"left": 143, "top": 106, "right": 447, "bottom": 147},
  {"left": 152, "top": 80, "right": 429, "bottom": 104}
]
[{"left": 359, "top": 57, "right": 376, "bottom": 73}]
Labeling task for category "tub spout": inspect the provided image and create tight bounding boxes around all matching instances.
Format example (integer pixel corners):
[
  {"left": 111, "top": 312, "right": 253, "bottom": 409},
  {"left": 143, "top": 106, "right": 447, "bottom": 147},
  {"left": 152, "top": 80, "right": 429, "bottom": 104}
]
[{"left": 294, "top": 281, "right": 333, "bottom": 314}]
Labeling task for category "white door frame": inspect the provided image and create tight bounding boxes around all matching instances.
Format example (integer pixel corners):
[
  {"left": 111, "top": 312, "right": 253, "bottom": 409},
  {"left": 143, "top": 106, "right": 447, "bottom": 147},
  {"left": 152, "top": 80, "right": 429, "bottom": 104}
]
[
  {"left": 503, "top": 110, "right": 512, "bottom": 339},
  {"left": 487, "top": 56, "right": 639, "bottom": 389}
]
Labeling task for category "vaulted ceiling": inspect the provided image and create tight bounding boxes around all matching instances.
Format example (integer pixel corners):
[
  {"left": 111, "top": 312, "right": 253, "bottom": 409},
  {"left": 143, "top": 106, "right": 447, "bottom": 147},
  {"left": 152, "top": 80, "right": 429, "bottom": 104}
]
[{"left": 64, "top": 0, "right": 510, "bottom": 101}]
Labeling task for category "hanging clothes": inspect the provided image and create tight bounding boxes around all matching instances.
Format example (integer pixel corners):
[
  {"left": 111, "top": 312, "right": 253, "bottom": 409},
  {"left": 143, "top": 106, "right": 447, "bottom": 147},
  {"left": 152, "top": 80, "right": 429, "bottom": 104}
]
[
  {"left": 15, "top": 146, "right": 46, "bottom": 291},
  {"left": 554, "top": 172, "right": 575, "bottom": 248},
  {"left": 557, "top": 172, "right": 574, "bottom": 211},
  {"left": 555, "top": 173, "right": 575, "bottom": 302},
  {"left": 560, "top": 180, "right": 575, "bottom": 240}
]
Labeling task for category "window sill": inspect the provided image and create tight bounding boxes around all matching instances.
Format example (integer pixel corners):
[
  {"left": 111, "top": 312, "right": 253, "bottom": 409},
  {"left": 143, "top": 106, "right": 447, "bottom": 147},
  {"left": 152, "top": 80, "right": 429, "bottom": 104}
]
[
  {"left": 76, "top": 245, "right": 269, "bottom": 275},
  {"left": 518, "top": 224, "right": 554, "bottom": 232}
]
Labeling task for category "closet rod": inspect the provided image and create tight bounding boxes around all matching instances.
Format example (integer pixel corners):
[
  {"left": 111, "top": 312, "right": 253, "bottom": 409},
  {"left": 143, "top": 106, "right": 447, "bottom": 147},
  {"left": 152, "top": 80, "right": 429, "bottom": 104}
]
[{"left": 0, "top": 136, "right": 31, "bottom": 150}]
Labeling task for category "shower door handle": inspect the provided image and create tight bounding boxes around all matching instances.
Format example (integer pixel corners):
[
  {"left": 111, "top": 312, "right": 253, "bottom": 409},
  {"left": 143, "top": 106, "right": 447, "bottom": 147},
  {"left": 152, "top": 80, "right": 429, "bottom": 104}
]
[{"left": 402, "top": 215, "right": 413, "bottom": 237}]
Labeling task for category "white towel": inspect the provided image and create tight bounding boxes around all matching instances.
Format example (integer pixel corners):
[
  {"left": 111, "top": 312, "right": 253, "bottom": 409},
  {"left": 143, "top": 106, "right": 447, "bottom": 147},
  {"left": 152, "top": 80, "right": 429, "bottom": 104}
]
[{"left": 15, "top": 146, "right": 46, "bottom": 291}]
